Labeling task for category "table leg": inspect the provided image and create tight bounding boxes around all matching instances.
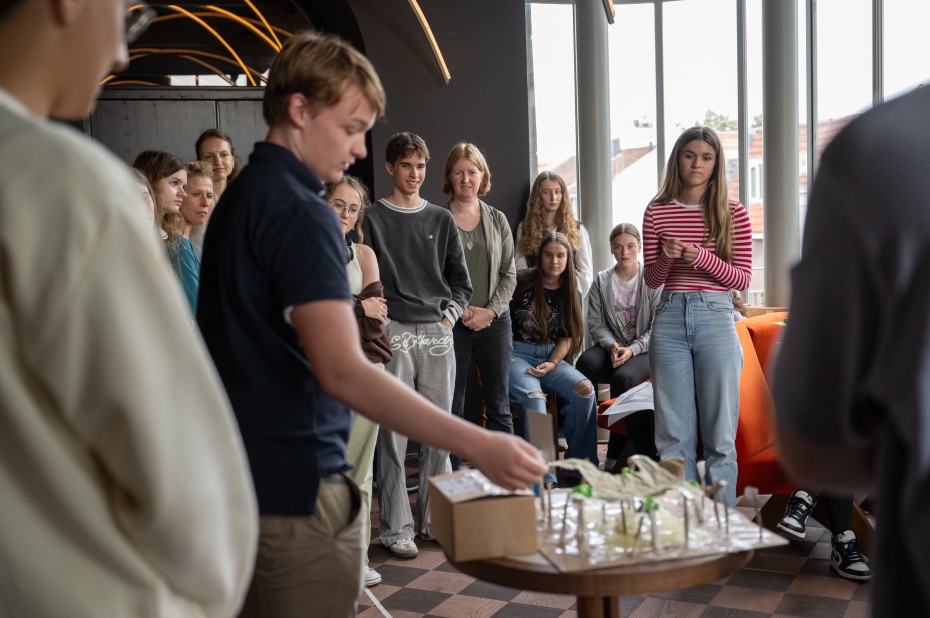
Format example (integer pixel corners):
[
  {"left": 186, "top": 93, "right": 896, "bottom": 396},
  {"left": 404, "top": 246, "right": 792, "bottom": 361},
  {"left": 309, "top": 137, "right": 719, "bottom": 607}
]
[{"left": 576, "top": 595, "right": 619, "bottom": 618}]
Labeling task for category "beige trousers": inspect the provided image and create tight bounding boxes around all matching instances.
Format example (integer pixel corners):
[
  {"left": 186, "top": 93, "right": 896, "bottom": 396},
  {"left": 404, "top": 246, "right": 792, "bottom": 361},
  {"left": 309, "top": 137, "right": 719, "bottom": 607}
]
[{"left": 238, "top": 474, "right": 363, "bottom": 618}]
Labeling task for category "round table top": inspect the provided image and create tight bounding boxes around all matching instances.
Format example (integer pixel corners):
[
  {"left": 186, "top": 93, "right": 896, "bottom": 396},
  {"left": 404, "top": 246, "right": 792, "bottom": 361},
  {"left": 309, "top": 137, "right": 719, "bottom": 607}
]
[{"left": 450, "top": 549, "right": 753, "bottom": 598}]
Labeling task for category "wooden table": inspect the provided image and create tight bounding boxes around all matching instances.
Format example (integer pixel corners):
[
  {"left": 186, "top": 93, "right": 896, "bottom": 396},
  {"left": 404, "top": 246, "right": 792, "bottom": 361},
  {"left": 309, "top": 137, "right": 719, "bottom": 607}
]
[{"left": 450, "top": 549, "right": 753, "bottom": 618}]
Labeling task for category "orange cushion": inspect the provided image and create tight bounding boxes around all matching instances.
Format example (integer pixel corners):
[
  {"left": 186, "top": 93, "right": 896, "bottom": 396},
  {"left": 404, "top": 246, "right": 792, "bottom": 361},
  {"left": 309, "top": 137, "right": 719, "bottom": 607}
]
[
  {"left": 735, "top": 320, "right": 792, "bottom": 494},
  {"left": 737, "top": 445, "right": 796, "bottom": 495},
  {"left": 743, "top": 312, "right": 788, "bottom": 380},
  {"left": 735, "top": 320, "right": 774, "bottom": 458},
  {"left": 597, "top": 398, "right": 629, "bottom": 435}
]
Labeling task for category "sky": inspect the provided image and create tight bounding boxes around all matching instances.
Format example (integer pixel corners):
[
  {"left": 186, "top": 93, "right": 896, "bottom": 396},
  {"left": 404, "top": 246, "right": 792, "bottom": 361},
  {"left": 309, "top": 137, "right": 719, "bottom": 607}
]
[{"left": 530, "top": 0, "right": 930, "bottom": 168}]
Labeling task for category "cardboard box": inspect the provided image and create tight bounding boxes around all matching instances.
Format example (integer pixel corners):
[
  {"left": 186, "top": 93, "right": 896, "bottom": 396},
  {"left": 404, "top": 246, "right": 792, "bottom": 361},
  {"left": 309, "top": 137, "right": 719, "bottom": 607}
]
[{"left": 429, "top": 470, "right": 538, "bottom": 562}]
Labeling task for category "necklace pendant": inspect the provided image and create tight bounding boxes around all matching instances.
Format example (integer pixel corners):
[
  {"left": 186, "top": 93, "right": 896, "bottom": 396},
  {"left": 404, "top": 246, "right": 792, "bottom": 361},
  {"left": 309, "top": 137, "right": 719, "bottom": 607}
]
[{"left": 466, "top": 238, "right": 474, "bottom": 250}]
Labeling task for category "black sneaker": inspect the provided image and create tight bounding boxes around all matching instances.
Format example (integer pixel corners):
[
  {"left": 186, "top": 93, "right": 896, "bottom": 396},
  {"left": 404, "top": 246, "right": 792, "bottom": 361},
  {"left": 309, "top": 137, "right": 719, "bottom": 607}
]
[
  {"left": 831, "top": 530, "right": 873, "bottom": 581},
  {"left": 777, "top": 490, "right": 816, "bottom": 540},
  {"left": 556, "top": 471, "right": 583, "bottom": 489}
]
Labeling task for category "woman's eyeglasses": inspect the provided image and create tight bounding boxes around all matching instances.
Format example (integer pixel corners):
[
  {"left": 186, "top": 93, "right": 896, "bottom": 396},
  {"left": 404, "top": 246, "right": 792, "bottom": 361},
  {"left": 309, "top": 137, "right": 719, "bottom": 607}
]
[
  {"left": 126, "top": 3, "right": 157, "bottom": 44},
  {"left": 330, "top": 201, "right": 361, "bottom": 218}
]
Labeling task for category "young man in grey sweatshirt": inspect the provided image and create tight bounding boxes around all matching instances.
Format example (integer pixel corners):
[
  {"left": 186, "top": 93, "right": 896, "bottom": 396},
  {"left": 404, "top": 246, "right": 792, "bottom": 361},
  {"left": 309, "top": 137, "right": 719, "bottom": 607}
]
[{"left": 362, "top": 132, "right": 472, "bottom": 558}]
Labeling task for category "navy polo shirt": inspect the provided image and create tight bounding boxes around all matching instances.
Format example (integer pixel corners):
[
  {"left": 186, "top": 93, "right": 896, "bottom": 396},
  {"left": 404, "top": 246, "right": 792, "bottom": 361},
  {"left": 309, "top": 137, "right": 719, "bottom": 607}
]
[{"left": 198, "top": 141, "right": 353, "bottom": 516}]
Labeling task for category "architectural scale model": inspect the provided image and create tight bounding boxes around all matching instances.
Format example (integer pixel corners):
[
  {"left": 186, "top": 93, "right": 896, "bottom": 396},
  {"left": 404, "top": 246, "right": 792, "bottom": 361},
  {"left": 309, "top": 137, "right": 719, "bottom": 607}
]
[{"left": 536, "top": 456, "right": 787, "bottom": 572}]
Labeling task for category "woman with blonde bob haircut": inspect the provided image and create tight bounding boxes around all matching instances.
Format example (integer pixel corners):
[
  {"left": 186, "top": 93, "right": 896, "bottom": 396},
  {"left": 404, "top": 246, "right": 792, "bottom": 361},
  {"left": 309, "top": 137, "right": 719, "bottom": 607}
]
[
  {"left": 442, "top": 143, "right": 517, "bottom": 461},
  {"left": 642, "top": 125, "right": 752, "bottom": 505},
  {"left": 166, "top": 161, "right": 214, "bottom": 314},
  {"left": 515, "top": 171, "right": 593, "bottom": 298},
  {"left": 441, "top": 142, "right": 492, "bottom": 196}
]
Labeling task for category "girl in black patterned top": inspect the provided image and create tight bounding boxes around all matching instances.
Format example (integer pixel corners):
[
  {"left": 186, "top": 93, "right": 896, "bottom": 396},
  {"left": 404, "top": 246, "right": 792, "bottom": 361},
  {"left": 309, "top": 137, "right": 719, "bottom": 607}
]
[{"left": 509, "top": 232, "right": 598, "bottom": 486}]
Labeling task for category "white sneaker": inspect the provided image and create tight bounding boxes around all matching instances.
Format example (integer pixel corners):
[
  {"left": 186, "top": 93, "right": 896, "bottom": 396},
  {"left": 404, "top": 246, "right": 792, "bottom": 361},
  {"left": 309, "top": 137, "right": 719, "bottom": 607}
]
[
  {"left": 364, "top": 566, "right": 382, "bottom": 587},
  {"left": 387, "top": 538, "right": 418, "bottom": 559}
]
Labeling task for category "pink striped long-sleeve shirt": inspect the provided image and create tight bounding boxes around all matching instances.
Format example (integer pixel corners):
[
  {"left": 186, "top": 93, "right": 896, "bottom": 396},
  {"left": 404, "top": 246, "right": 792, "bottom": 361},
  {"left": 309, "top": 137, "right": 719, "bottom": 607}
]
[{"left": 642, "top": 200, "right": 752, "bottom": 292}]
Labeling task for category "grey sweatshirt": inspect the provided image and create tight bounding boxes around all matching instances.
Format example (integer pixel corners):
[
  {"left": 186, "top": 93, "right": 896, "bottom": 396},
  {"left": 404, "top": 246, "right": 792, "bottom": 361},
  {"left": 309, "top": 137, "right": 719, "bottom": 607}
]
[{"left": 362, "top": 198, "right": 472, "bottom": 324}]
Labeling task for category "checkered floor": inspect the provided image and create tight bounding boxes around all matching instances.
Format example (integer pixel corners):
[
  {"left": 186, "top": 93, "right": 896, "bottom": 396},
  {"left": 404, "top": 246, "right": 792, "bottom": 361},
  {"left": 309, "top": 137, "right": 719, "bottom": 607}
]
[{"left": 359, "top": 462, "right": 873, "bottom": 617}]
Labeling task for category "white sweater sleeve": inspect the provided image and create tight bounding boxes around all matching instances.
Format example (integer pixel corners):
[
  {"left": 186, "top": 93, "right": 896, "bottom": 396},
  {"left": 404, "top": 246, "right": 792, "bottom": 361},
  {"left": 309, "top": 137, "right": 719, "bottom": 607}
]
[{"left": 575, "top": 224, "right": 594, "bottom": 299}]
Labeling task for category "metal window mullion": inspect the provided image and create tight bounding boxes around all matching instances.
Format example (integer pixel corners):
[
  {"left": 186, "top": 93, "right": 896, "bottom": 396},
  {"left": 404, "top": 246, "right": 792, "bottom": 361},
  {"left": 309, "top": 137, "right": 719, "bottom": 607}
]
[
  {"left": 806, "top": 0, "right": 818, "bottom": 182},
  {"left": 873, "top": 0, "right": 883, "bottom": 105},
  {"left": 654, "top": 0, "right": 665, "bottom": 183}
]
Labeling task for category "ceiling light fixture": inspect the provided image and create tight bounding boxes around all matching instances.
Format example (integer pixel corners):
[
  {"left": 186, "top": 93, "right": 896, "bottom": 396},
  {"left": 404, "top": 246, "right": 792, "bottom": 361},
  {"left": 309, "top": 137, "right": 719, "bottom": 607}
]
[
  {"left": 118, "top": 47, "right": 266, "bottom": 84},
  {"left": 204, "top": 5, "right": 282, "bottom": 51},
  {"left": 166, "top": 4, "right": 257, "bottom": 85},
  {"left": 407, "top": 0, "right": 450, "bottom": 84},
  {"left": 243, "top": 0, "right": 283, "bottom": 50}
]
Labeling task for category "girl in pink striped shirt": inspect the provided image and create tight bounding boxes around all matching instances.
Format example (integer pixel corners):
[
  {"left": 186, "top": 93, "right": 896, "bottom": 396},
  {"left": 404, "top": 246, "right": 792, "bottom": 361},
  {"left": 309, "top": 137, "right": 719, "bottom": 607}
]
[{"left": 642, "top": 126, "right": 752, "bottom": 505}]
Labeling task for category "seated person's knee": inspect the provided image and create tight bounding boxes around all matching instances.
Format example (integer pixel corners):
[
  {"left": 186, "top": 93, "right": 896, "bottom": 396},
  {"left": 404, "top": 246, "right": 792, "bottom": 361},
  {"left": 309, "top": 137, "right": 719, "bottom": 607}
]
[
  {"left": 574, "top": 379, "right": 594, "bottom": 399},
  {"left": 525, "top": 391, "right": 547, "bottom": 412}
]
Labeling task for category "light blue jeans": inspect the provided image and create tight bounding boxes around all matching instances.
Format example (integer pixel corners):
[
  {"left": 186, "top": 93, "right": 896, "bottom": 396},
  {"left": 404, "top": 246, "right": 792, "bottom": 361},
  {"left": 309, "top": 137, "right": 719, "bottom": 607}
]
[
  {"left": 509, "top": 341, "right": 598, "bottom": 466},
  {"left": 649, "top": 292, "right": 742, "bottom": 505}
]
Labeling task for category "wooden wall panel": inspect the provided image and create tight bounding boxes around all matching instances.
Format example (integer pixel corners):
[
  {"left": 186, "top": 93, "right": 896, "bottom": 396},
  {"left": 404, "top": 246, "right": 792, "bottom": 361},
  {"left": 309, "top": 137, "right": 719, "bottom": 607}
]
[
  {"left": 91, "top": 99, "right": 217, "bottom": 164},
  {"left": 216, "top": 100, "right": 268, "bottom": 162},
  {"left": 88, "top": 88, "right": 265, "bottom": 167}
]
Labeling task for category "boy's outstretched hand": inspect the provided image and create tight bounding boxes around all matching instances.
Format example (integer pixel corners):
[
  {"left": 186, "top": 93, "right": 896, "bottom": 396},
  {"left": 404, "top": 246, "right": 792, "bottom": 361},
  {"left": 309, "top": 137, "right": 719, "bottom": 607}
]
[{"left": 468, "top": 431, "right": 548, "bottom": 490}]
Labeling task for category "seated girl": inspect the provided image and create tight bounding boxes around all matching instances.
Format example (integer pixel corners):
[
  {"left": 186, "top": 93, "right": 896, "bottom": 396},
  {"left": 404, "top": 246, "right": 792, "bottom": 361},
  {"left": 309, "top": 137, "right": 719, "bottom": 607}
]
[
  {"left": 509, "top": 232, "right": 598, "bottom": 486},
  {"left": 576, "top": 223, "right": 661, "bottom": 470}
]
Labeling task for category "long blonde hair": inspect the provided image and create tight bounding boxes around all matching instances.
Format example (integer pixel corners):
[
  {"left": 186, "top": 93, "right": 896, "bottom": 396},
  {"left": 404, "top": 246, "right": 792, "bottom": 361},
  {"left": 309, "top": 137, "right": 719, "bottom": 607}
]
[
  {"left": 652, "top": 126, "right": 734, "bottom": 262},
  {"left": 518, "top": 171, "right": 581, "bottom": 258}
]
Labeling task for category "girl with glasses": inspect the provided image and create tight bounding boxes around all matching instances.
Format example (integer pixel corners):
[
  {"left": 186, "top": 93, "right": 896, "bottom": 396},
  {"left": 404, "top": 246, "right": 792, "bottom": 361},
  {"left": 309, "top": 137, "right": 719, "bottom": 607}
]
[{"left": 324, "top": 174, "right": 390, "bottom": 589}]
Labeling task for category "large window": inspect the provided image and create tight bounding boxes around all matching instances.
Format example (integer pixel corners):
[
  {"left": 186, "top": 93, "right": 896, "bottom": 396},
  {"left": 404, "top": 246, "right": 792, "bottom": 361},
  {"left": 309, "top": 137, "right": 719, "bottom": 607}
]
[
  {"left": 815, "top": 0, "right": 872, "bottom": 133},
  {"left": 662, "top": 0, "right": 739, "bottom": 154},
  {"left": 527, "top": 3, "right": 577, "bottom": 183},
  {"left": 608, "top": 2, "right": 657, "bottom": 230},
  {"left": 526, "top": 0, "right": 930, "bottom": 305},
  {"left": 884, "top": 1, "right": 930, "bottom": 100}
]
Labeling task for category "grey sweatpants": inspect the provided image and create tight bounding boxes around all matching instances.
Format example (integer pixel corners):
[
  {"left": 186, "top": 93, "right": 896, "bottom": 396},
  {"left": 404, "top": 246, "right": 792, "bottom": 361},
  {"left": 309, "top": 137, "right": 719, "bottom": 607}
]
[{"left": 376, "top": 319, "right": 455, "bottom": 546}]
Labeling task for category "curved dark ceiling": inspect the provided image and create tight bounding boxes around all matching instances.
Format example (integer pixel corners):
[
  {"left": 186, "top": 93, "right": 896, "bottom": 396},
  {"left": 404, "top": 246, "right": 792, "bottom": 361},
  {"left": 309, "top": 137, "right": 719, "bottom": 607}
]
[{"left": 111, "top": 1, "right": 365, "bottom": 87}]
